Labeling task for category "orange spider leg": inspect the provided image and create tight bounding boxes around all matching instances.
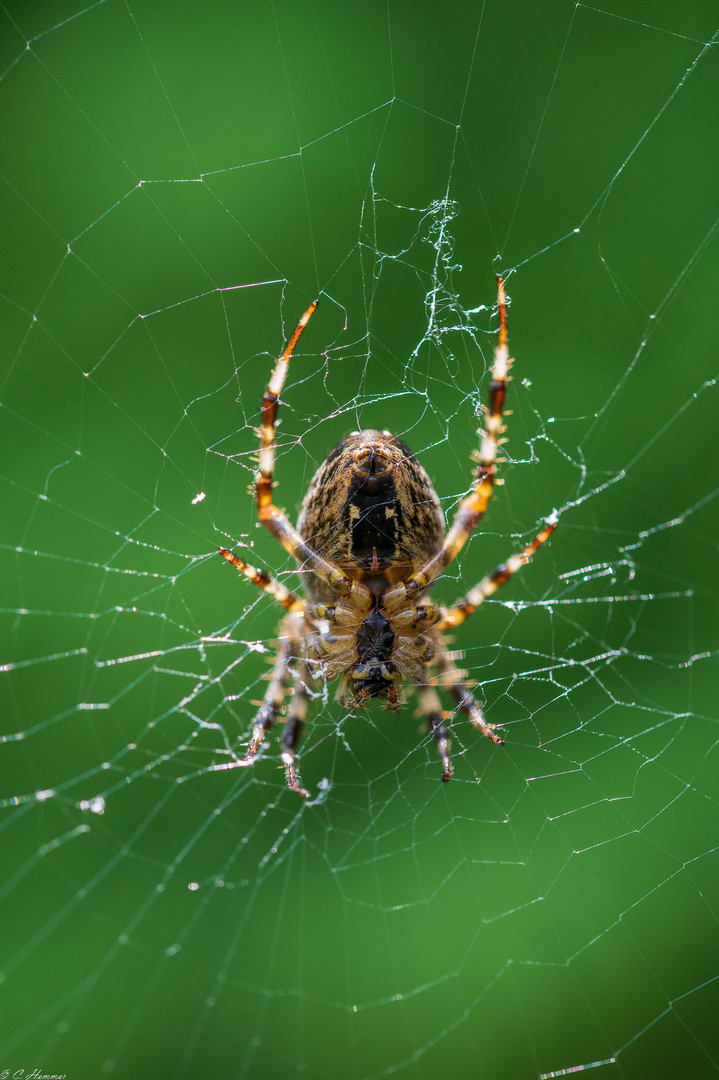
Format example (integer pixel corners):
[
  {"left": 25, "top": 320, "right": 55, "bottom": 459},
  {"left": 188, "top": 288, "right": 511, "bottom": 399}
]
[
  {"left": 432, "top": 646, "right": 504, "bottom": 746},
  {"left": 251, "top": 299, "right": 372, "bottom": 608},
  {"left": 209, "top": 613, "right": 303, "bottom": 779},
  {"left": 278, "top": 659, "right": 313, "bottom": 798},
  {"left": 384, "top": 275, "right": 516, "bottom": 612},
  {"left": 416, "top": 681, "right": 453, "bottom": 781},
  {"left": 218, "top": 547, "right": 304, "bottom": 614},
  {"left": 435, "top": 515, "right": 558, "bottom": 632}
]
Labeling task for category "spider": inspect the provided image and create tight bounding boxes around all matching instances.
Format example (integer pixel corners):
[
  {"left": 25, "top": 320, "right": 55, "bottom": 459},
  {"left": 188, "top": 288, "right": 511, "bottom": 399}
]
[{"left": 214, "top": 278, "right": 557, "bottom": 797}]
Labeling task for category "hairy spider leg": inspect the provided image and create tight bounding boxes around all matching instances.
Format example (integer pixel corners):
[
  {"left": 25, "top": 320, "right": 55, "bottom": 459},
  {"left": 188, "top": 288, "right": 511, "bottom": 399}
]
[
  {"left": 432, "top": 645, "right": 504, "bottom": 746},
  {"left": 384, "top": 275, "right": 515, "bottom": 609},
  {"left": 416, "top": 681, "right": 453, "bottom": 781},
  {"left": 253, "top": 299, "right": 372, "bottom": 607},
  {"left": 208, "top": 613, "right": 302, "bottom": 775},
  {"left": 434, "top": 516, "right": 558, "bottom": 632},
  {"left": 279, "top": 660, "right": 313, "bottom": 798},
  {"left": 218, "top": 548, "right": 305, "bottom": 613}
]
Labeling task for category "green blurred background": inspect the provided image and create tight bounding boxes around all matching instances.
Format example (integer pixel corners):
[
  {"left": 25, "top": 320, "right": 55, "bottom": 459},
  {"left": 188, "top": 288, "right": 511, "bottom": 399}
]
[{"left": 1, "top": 1, "right": 718, "bottom": 1078}]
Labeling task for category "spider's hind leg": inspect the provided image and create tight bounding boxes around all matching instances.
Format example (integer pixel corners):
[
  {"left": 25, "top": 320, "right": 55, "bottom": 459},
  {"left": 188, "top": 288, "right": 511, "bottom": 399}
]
[
  {"left": 254, "top": 301, "right": 372, "bottom": 610},
  {"left": 384, "top": 276, "right": 513, "bottom": 609}
]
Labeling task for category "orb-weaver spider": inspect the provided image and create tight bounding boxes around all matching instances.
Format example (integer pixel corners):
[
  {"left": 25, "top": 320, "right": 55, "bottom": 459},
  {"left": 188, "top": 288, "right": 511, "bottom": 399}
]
[{"left": 214, "top": 278, "right": 557, "bottom": 796}]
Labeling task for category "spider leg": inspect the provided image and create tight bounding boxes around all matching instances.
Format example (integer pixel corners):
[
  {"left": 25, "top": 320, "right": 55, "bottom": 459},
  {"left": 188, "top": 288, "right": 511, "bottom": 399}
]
[
  {"left": 279, "top": 660, "right": 313, "bottom": 798},
  {"left": 432, "top": 646, "right": 504, "bottom": 746},
  {"left": 416, "top": 681, "right": 453, "bottom": 782},
  {"left": 255, "top": 300, "right": 372, "bottom": 608},
  {"left": 209, "top": 613, "right": 301, "bottom": 776},
  {"left": 256, "top": 300, "right": 317, "bottom": 526},
  {"left": 435, "top": 515, "right": 558, "bottom": 632},
  {"left": 218, "top": 547, "right": 304, "bottom": 613},
  {"left": 385, "top": 276, "right": 521, "bottom": 607}
]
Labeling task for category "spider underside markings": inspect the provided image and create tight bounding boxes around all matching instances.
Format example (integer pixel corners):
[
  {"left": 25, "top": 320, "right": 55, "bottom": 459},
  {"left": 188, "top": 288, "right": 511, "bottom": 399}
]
[{"left": 213, "top": 279, "right": 557, "bottom": 797}]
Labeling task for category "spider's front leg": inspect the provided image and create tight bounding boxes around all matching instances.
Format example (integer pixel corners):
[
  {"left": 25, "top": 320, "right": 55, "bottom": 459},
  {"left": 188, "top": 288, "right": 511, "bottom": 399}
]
[
  {"left": 279, "top": 659, "right": 314, "bottom": 798},
  {"left": 416, "top": 680, "right": 454, "bottom": 782},
  {"left": 209, "top": 611, "right": 310, "bottom": 795},
  {"left": 417, "top": 630, "right": 503, "bottom": 785},
  {"left": 431, "top": 637, "right": 505, "bottom": 747}
]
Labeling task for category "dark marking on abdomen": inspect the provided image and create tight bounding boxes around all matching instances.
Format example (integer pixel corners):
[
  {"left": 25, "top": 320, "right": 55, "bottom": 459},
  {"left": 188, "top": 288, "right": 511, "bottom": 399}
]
[{"left": 347, "top": 471, "right": 400, "bottom": 567}]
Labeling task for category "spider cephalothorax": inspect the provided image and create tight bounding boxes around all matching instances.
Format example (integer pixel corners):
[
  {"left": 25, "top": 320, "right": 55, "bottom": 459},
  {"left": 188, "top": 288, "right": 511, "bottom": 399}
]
[{"left": 214, "top": 280, "right": 557, "bottom": 797}]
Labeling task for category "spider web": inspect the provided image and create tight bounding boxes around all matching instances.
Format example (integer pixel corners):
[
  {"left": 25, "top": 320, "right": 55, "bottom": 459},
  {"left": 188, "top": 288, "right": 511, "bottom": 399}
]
[{"left": 1, "top": 1, "right": 718, "bottom": 1078}]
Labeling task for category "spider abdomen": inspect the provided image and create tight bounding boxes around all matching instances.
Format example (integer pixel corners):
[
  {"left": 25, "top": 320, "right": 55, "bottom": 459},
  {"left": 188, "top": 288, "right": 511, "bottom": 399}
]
[{"left": 297, "top": 429, "right": 445, "bottom": 603}]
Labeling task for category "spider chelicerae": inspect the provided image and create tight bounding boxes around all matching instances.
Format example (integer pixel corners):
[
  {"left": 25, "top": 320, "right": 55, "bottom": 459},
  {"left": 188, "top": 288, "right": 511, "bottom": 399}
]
[{"left": 214, "top": 278, "right": 557, "bottom": 797}]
